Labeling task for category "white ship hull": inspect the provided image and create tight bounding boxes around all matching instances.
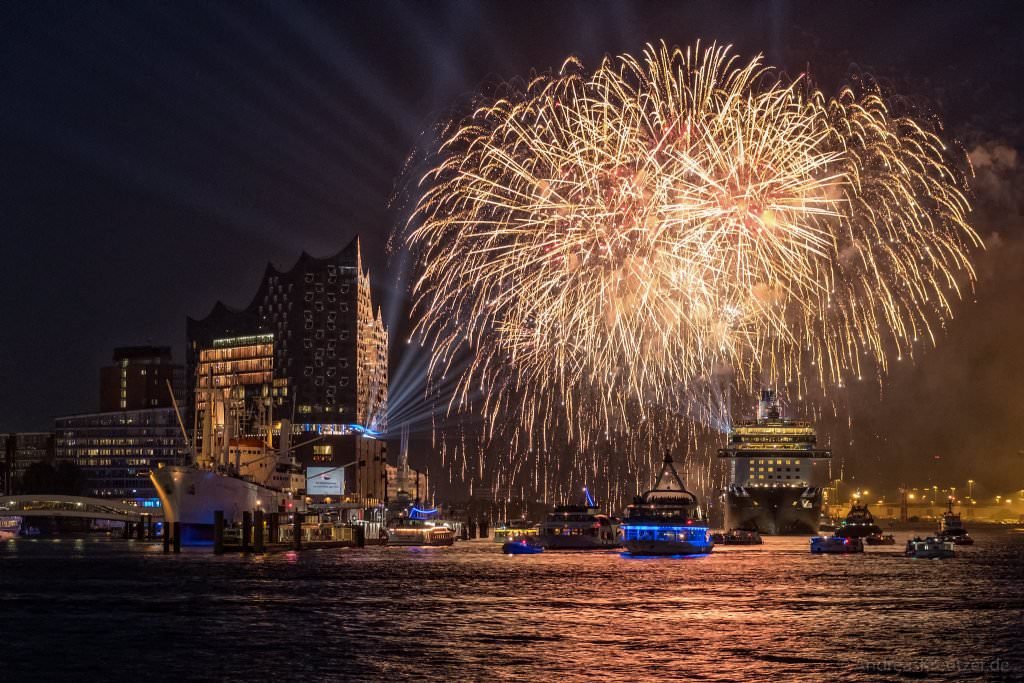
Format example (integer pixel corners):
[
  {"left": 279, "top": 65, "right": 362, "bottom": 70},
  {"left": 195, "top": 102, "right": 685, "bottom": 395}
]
[{"left": 151, "top": 465, "right": 288, "bottom": 528}]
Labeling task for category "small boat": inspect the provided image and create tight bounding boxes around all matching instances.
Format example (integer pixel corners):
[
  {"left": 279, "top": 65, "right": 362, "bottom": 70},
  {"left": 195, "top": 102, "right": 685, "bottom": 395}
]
[
  {"left": 621, "top": 452, "right": 714, "bottom": 556},
  {"left": 865, "top": 533, "right": 896, "bottom": 545},
  {"left": 936, "top": 499, "right": 974, "bottom": 545},
  {"left": 711, "top": 529, "right": 764, "bottom": 545},
  {"left": 834, "top": 502, "right": 883, "bottom": 539},
  {"left": 810, "top": 535, "right": 864, "bottom": 554},
  {"left": 905, "top": 536, "right": 955, "bottom": 559},
  {"left": 502, "top": 539, "right": 544, "bottom": 555}
]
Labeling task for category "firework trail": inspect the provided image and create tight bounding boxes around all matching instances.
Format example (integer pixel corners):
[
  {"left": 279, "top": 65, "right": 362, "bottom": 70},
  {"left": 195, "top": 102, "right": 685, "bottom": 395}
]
[{"left": 406, "top": 41, "right": 978, "bottom": 501}]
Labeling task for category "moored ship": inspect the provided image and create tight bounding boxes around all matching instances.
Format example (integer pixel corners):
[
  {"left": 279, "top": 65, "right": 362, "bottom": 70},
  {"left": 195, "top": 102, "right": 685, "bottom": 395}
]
[
  {"left": 151, "top": 370, "right": 305, "bottom": 545},
  {"left": 718, "top": 389, "right": 831, "bottom": 535},
  {"left": 621, "top": 453, "right": 714, "bottom": 556}
]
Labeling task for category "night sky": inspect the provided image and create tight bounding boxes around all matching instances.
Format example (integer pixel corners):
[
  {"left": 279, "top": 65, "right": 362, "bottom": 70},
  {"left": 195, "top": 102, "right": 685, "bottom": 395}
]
[{"left": 2, "top": 2, "right": 1023, "bottom": 493}]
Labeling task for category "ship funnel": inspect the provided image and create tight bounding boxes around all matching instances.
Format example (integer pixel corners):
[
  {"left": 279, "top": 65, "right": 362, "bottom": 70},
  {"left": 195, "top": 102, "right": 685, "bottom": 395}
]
[{"left": 757, "top": 388, "right": 780, "bottom": 421}]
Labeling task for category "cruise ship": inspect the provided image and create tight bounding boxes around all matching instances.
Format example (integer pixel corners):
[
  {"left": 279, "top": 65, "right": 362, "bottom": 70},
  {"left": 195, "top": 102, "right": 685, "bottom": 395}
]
[{"left": 718, "top": 389, "right": 831, "bottom": 535}]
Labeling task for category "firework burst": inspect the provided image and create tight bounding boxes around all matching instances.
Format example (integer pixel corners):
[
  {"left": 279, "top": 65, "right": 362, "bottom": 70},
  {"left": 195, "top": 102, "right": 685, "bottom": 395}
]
[{"left": 407, "top": 41, "right": 978, "bottom": 449}]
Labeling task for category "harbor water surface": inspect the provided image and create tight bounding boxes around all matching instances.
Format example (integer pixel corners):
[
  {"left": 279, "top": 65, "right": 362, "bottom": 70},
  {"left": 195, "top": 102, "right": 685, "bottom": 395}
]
[{"left": 2, "top": 530, "right": 1022, "bottom": 681}]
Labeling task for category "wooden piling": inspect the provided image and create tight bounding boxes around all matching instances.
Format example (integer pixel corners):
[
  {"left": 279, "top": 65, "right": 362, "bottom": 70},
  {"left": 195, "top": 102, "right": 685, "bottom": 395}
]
[
  {"left": 136, "top": 519, "right": 145, "bottom": 540},
  {"left": 163, "top": 522, "right": 171, "bottom": 553},
  {"left": 172, "top": 522, "right": 181, "bottom": 553},
  {"left": 242, "top": 511, "right": 252, "bottom": 552},
  {"left": 268, "top": 513, "right": 279, "bottom": 544},
  {"left": 292, "top": 513, "right": 302, "bottom": 551},
  {"left": 254, "top": 509, "right": 265, "bottom": 553},
  {"left": 214, "top": 510, "right": 224, "bottom": 555}
]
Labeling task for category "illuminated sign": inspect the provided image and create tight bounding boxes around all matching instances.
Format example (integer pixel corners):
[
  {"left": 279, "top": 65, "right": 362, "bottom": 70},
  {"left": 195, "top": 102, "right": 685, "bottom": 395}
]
[{"left": 307, "top": 467, "right": 343, "bottom": 496}]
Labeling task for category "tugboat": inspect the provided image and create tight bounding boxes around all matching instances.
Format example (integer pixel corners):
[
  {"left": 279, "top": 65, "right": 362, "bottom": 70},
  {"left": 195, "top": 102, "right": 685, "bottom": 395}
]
[
  {"left": 711, "top": 529, "right": 764, "bottom": 545},
  {"left": 535, "top": 488, "right": 621, "bottom": 550},
  {"left": 621, "top": 452, "right": 714, "bottom": 556},
  {"left": 810, "top": 535, "right": 864, "bottom": 554},
  {"left": 834, "top": 502, "right": 883, "bottom": 539},
  {"left": 936, "top": 499, "right": 974, "bottom": 545},
  {"left": 905, "top": 536, "right": 955, "bottom": 559}
]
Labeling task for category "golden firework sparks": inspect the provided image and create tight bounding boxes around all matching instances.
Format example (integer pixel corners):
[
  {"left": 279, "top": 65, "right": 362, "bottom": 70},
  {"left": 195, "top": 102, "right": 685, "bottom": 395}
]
[{"left": 407, "top": 41, "right": 979, "bottom": 449}]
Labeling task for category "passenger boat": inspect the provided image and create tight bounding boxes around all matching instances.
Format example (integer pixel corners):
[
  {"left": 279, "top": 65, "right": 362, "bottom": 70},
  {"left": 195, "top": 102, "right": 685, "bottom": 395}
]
[
  {"left": 905, "top": 536, "right": 955, "bottom": 559},
  {"left": 621, "top": 452, "right": 714, "bottom": 556},
  {"left": 834, "top": 502, "right": 883, "bottom": 539},
  {"left": 534, "top": 490, "right": 621, "bottom": 550},
  {"left": 810, "top": 535, "right": 864, "bottom": 554},
  {"left": 0, "top": 516, "right": 21, "bottom": 541},
  {"left": 711, "top": 529, "right": 763, "bottom": 545},
  {"left": 493, "top": 520, "right": 539, "bottom": 543},
  {"left": 502, "top": 539, "right": 544, "bottom": 555},
  {"left": 386, "top": 506, "right": 455, "bottom": 546},
  {"left": 864, "top": 533, "right": 896, "bottom": 545},
  {"left": 936, "top": 499, "right": 974, "bottom": 545}
]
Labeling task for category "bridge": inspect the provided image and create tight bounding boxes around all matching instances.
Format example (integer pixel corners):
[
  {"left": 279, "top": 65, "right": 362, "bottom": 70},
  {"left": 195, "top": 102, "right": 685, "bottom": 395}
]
[{"left": 0, "top": 495, "right": 162, "bottom": 523}]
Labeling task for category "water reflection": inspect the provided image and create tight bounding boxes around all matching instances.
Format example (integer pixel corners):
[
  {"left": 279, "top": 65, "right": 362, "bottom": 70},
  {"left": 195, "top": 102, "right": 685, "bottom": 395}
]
[{"left": 0, "top": 532, "right": 1021, "bottom": 680}]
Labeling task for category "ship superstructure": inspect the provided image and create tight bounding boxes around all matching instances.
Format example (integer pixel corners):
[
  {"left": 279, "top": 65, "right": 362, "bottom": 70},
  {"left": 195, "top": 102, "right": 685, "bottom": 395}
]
[{"left": 718, "top": 389, "right": 831, "bottom": 535}]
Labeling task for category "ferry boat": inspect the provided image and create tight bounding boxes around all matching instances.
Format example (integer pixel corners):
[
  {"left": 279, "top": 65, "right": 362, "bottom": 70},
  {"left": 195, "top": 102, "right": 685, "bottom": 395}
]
[
  {"left": 386, "top": 506, "right": 455, "bottom": 547},
  {"left": 621, "top": 452, "right": 714, "bottom": 556},
  {"left": 718, "top": 389, "right": 831, "bottom": 535},
  {"left": 936, "top": 499, "right": 974, "bottom": 545},
  {"left": 535, "top": 489, "right": 621, "bottom": 550},
  {"left": 905, "top": 536, "right": 955, "bottom": 559},
  {"left": 493, "top": 520, "right": 539, "bottom": 543},
  {"left": 810, "top": 535, "right": 864, "bottom": 554},
  {"left": 834, "top": 502, "right": 883, "bottom": 539}
]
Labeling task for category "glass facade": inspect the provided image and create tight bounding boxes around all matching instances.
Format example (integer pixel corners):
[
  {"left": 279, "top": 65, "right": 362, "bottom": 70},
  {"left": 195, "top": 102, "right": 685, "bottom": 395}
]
[{"left": 54, "top": 408, "right": 188, "bottom": 498}]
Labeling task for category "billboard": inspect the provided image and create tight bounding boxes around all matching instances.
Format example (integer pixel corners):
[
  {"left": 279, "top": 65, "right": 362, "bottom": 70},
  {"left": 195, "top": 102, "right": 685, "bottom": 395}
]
[{"left": 306, "top": 467, "right": 344, "bottom": 496}]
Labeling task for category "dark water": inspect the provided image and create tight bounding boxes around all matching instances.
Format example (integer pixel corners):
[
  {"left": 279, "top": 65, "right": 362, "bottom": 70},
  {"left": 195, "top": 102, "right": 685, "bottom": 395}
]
[{"left": 2, "top": 529, "right": 1023, "bottom": 682}]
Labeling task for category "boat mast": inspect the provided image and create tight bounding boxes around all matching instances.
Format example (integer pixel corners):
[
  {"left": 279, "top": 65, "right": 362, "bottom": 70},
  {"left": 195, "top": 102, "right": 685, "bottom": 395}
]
[{"left": 165, "top": 379, "right": 191, "bottom": 466}]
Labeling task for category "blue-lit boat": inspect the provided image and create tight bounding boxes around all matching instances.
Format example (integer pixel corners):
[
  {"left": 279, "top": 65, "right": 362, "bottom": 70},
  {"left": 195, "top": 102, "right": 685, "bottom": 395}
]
[
  {"left": 810, "top": 535, "right": 864, "bottom": 554},
  {"left": 621, "top": 452, "right": 714, "bottom": 556},
  {"left": 502, "top": 539, "right": 544, "bottom": 555}
]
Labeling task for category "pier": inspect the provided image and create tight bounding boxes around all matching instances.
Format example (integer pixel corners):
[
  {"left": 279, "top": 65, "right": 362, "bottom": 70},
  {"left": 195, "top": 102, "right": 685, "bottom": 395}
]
[{"left": 179, "top": 510, "right": 373, "bottom": 554}]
